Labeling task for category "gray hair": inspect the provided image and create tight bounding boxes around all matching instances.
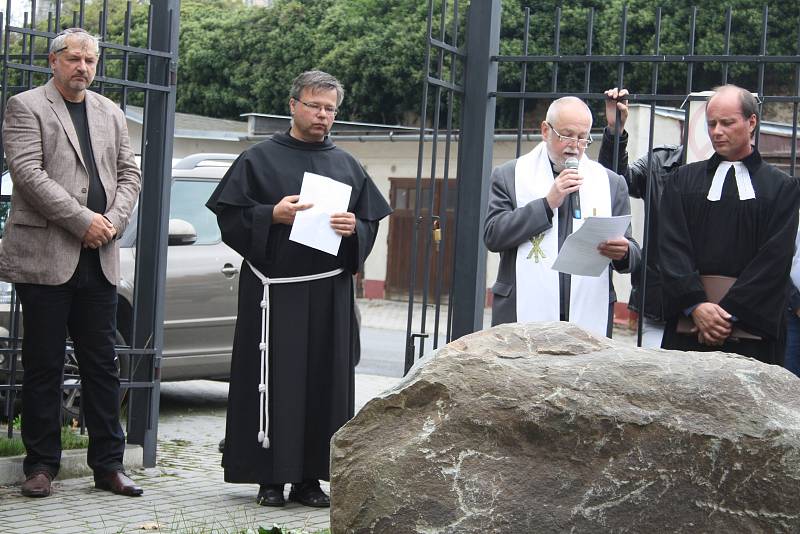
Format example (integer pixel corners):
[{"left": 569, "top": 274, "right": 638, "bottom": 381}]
[
  {"left": 710, "top": 84, "right": 759, "bottom": 121},
  {"left": 545, "top": 96, "right": 593, "bottom": 128},
  {"left": 290, "top": 70, "right": 345, "bottom": 107},
  {"left": 50, "top": 27, "right": 99, "bottom": 55}
]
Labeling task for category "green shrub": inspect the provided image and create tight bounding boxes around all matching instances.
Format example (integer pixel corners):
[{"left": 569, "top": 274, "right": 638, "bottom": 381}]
[{"left": 0, "top": 426, "right": 88, "bottom": 457}]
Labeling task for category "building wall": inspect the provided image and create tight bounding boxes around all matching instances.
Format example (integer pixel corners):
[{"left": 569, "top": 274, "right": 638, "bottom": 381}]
[{"left": 127, "top": 123, "right": 256, "bottom": 159}]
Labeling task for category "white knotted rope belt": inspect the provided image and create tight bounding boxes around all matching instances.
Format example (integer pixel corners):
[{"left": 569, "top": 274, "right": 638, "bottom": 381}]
[{"left": 246, "top": 260, "right": 344, "bottom": 449}]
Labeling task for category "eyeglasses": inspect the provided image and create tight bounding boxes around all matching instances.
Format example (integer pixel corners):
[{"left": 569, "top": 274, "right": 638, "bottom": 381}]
[
  {"left": 546, "top": 122, "right": 593, "bottom": 148},
  {"left": 296, "top": 100, "right": 338, "bottom": 117}
]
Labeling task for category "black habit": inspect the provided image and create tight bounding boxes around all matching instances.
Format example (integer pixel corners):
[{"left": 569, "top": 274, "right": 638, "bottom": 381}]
[
  {"left": 206, "top": 132, "right": 391, "bottom": 484},
  {"left": 659, "top": 150, "right": 800, "bottom": 364}
]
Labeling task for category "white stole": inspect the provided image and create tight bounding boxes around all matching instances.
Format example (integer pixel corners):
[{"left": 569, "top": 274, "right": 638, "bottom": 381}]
[{"left": 514, "top": 142, "right": 612, "bottom": 337}]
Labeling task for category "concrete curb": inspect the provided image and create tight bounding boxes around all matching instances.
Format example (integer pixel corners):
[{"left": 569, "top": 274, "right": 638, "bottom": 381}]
[{"left": 0, "top": 443, "right": 143, "bottom": 485}]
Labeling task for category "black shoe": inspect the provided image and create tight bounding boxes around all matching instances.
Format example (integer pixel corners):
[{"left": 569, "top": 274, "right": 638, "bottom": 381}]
[
  {"left": 289, "top": 479, "right": 330, "bottom": 508},
  {"left": 256, "top": 483, "right": 285, "bottom": 507}
]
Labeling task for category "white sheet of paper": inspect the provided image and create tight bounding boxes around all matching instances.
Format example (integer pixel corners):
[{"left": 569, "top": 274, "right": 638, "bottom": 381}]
[
  {"left": 289, "top": 172, "right": 352, "bottom": 256},
  {"left": 551, "top": 215, "right": 632, "bottom": 277}
]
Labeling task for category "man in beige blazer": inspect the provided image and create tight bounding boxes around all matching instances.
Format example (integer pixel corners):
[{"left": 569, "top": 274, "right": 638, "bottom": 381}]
[{"left": 1, "top": 28, "right": 142, "bottom": 497}]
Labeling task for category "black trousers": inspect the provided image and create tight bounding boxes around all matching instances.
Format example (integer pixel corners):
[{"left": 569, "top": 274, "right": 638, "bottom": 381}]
[{"left": 16, "top": 250, "right": 125, "bottom": 478}]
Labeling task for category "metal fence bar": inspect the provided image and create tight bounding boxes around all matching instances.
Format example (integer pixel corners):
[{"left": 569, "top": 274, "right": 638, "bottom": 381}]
[
  {"left": 551, "top": 7, "right": 561, "bottom": 93},
  {"left": 0, "top": 65, "right": 171, "bottom": 92},
  {"left": 432, "top": 0, "right": 461, "bottom": 349},
  {"left": 426, "top": 75, "right": 463, "bottom": 93},
  {"left": 5, "top": 294, "right": 20, "bottom": 437},
  {"left": 636, "top": 7, "right": 662, "bottom": 348},
  {"left": 444, "top": 1, "right": 464, "bottom": 343},
  {"left": 97, "top": 0, "right": 109, "bottom": 97},
  {"left": 493, "top": 92, "right": 800, "bottom": 104},
  {"left": 54, "top": 0, "right": 61, "bottom": 32},
  {"left": 78, "top": 1, "right": 85, "bottom": 28},
  {"left": 685, "top": 7, "right": 697, "bottom": 97},
  {"left": 6, "top": 25, "right": 172, "bottom": 57},
  {"left": 427, "top": 0, "right": 451, "bottom": 351},
  {"left": 793, "top": 18, "right": 800, "bottom": 177},
  {"left": 754, "top": 5, "right": 769, "bottom": 152},
  {"left": 722, "top": 8, "right": 732, "bottom": 85},
  {"left": 583, "top": 8, "right": 594, "bottom": 95},
  {"left": 494, "top": 53, "right": 800, "bottom": 64},
  {"left": 430, "top": 37, "right": 464, "bottom": 57},
  {"left": 449, "top": 0, "right": 500, "bottom": 340},
  {"left": 1, "top": 5, "right": 8, "bottom": 173},
  {"left": 404, "top": 0, "right": 436, "bottom": 375},
  {"left": 126, "top": 0, "right": 179, "bottom": 467},
  {"left": 20, "top": 12, "right": 28, "bottom": 89},
  {"left": 121, "top": 1, "right": 131, "bottom": 109},
  {"left": 416, "top": 0, "right": 450, "bottom": 359},
  {"left": 26, "top": 2, "right": 35, "bottom": 90},
  {"left": 514, "top": 7, "right": 530, "bottom": 159}
]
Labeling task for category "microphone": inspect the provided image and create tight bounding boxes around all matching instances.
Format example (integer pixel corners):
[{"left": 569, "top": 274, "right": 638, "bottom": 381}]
[{"left": 565, "top": 157, "right": 581, "bottom": 219}]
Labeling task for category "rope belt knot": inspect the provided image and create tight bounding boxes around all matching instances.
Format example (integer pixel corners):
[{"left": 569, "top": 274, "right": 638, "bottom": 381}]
[{"left": 246, "top": 261, "right": 344, "bottom": 449}]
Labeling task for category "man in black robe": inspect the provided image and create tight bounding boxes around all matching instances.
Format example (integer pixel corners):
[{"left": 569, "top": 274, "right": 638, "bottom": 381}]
[
  {"left": 206, "top": 71, "right": 391, "bottom": 507},
  {"left": 659, "top": 85, "right": 800, "bottom": 364}
]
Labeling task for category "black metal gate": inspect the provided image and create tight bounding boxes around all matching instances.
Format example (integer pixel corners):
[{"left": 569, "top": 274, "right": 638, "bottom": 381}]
[
  {"left": 405, "top": 0, "right": 800, "bottom": 373},
  {"left": 0, "top": 0, "right": 180, "bottom": 467}
]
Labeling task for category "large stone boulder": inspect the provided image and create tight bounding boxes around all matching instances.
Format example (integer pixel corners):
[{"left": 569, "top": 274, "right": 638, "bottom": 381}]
[{"left": 330, "top": 322, "right": 800, "bottom": 533}]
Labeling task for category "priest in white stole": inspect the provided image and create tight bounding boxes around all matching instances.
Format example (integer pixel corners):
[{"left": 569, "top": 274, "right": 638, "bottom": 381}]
[{"left": 484, "top": 96, "right": 641, "bottom": 337}]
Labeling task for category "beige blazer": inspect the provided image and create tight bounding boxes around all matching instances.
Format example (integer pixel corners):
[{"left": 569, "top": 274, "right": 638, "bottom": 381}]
[{"left": 0, "top": 79, "right": 141, "bottom": 285}]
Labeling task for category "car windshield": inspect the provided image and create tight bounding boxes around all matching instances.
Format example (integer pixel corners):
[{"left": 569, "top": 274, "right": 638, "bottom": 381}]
[{"left": 118, "top": 178, "right": 221, "bottom": 248}]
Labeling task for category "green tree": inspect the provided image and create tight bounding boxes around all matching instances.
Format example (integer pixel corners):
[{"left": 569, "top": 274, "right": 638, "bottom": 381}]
[
  {"left": 9, "top": 0, "right": 799, "bottom": 127},
  {"left": 174, "top": 0, "right": 256, "bottom": 118},
  {"left": 174, "top": 0, "right": 432, "bottom": 124},
  {"left": 313, "top": 0, "right": 431, "bottom": 124}
]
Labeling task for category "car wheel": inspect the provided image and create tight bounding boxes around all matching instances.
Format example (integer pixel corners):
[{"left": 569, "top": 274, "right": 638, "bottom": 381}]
[{"left": 61, "top": 350, "right": 81, "bottom": 425}]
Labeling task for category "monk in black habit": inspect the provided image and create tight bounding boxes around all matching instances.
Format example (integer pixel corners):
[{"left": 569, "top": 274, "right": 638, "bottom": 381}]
[
  {"left": 206, "top": 71, "right": 391, "bottom": 507},
  {"left": 659, "top": 85, "right": 800, "bottom": 364}
]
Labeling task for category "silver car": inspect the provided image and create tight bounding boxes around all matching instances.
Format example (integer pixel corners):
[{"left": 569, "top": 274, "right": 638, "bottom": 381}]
[{"left": 117, "top": 153, "right": 241, "bottom": 380}]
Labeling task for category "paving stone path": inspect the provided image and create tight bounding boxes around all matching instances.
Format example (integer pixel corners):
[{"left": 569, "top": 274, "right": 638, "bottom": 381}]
[{"left": 0, "top": 381, "right": 335, "bottom": 534}]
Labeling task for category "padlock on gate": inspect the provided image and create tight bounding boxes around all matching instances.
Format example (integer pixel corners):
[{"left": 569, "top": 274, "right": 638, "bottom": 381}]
[{"left": 432, "top": 219, "right": 442, "bottom": 252}]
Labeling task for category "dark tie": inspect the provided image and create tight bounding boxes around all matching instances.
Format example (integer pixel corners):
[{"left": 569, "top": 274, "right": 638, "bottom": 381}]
[{"left": 720, "top": 166, "right": 737, "bottom": 197}]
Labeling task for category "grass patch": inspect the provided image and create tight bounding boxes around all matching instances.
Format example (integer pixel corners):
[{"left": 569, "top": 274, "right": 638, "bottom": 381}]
[
  {"left": 122, "top": 505, "right": 332, "bottom": 534},
  {"left": 253, "top": 529, "right": 331, "bottom": 534},
  {"left": 123, "top": 512, "right": 332, "bottom": 534},
  {"left": 0, "top": 426, "right": 88, "bottom": 457}
]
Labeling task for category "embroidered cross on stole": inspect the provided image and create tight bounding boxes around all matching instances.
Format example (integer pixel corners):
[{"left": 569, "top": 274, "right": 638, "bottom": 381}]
[{"left": 527, "top": 233, "right": 546, "bottom": 262}]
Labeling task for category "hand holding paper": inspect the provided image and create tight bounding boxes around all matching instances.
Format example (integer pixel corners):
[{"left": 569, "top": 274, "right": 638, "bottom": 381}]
[
  {"left": 551, "top": 215, "right": 631, "bottom": 276},
  {"left": 289, "top": 172, "right": 353, "bottom": 256},
  {"left": 273, "top": 194, "right": 313, "bottom": 225},
  {"left": 330, "top": 211, "right": 356, "bottom": 236},
  {"left": 597, "top": 237, "right": 629, "bottom": 261}
]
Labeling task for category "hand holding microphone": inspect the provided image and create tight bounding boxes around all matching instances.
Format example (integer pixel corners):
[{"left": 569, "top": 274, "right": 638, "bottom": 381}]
[
  {"left": 565, "top": 157, "right": 581, "bottom": 219},
  {"left": 545, "top": 156, "right": 583, "bottom": 211}
]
